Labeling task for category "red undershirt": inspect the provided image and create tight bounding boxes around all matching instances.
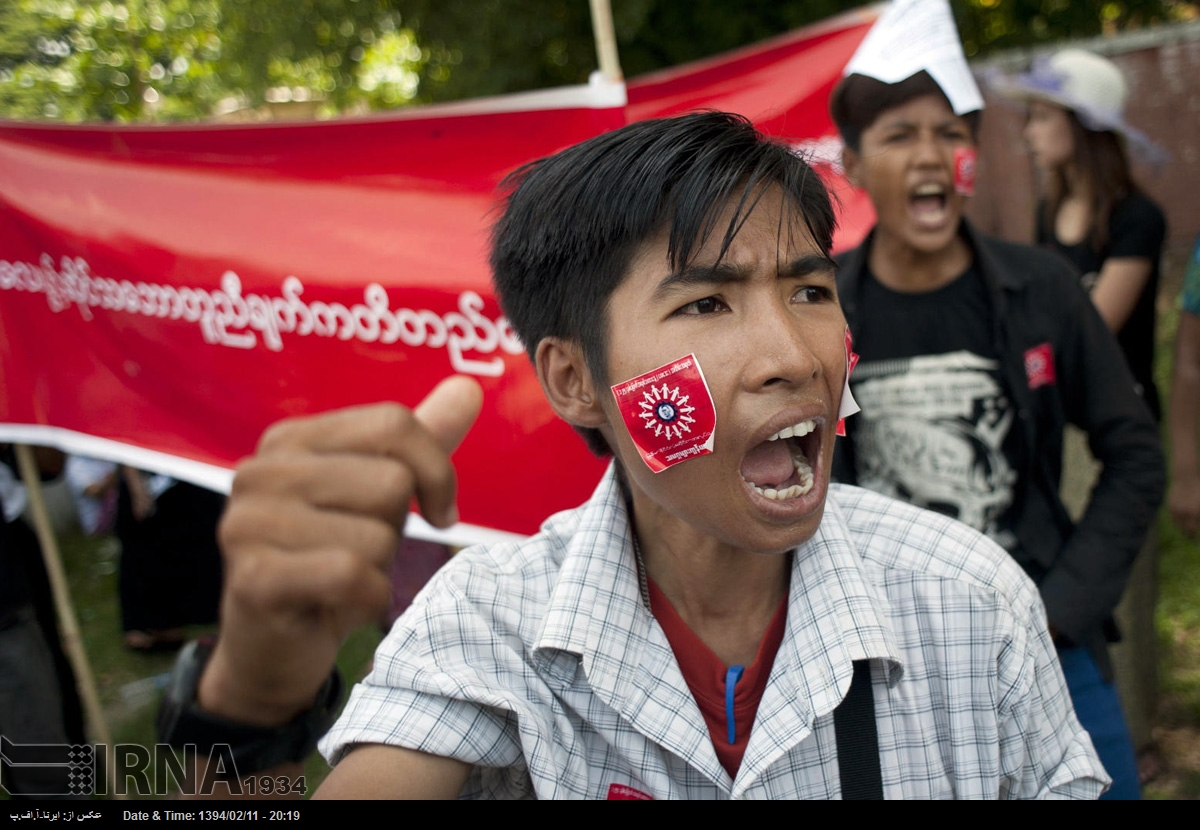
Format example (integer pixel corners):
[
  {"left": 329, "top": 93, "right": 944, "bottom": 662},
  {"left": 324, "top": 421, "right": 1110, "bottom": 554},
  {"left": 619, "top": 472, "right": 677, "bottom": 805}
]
[{"left": 647, "top": 577, "right": 788, "bottom": 779}]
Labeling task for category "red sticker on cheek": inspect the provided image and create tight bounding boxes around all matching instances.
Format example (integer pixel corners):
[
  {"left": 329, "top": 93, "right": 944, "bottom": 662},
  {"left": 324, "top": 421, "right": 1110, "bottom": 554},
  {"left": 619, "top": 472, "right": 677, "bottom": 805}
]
[
  {"left": 954, "top": 146, "right": 977, "bottom": 196},
  {"left": 610, "top": 353, "right": 717, "bottom": 473}
]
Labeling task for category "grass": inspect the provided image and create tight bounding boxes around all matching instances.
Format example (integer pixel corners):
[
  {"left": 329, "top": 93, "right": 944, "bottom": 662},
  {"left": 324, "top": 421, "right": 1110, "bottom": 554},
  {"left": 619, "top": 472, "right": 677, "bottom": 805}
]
[
  {"left": 1147, "top": 512, "right": 1200, "bottom": 799},
  {"left": 1142, "top": 301, "right": 1200, "bottom": 799}
]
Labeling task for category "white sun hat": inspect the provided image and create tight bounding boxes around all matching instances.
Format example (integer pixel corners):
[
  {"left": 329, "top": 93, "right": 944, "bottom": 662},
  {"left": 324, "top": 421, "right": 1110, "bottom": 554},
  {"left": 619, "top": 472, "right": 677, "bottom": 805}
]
[
  {"left": 842, "top": 0, "right": 984, "bottom": 116},
  {"left": 992, "top": 48, "right": 1166, "bottom": 161}
]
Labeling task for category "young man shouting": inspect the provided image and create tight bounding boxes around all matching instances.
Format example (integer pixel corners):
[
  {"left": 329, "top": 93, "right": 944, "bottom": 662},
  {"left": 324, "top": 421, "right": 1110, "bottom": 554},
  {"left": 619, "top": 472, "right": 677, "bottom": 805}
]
[
  {"left": 165, "top": 111, "right": 1106, "bottom": 799},
  {"left": 828, "top": 0, "right": 1163, "bottom": 800}
]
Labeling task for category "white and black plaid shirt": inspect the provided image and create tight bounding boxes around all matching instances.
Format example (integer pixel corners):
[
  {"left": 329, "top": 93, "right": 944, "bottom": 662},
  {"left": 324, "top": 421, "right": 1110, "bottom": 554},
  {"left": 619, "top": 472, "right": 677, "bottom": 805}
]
[{"left": 321, "top": 466, "right": 1107, "bottom": 799}]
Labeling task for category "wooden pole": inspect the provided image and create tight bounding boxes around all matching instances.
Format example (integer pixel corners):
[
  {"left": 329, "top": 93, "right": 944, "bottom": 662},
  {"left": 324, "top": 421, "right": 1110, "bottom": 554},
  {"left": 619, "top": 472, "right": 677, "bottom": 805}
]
[
  {"left": 588, "top": 0, "right": 624, "bottom": 82},
  {"left": 14, "top": 444, "right": 123, "bottom": 800}
]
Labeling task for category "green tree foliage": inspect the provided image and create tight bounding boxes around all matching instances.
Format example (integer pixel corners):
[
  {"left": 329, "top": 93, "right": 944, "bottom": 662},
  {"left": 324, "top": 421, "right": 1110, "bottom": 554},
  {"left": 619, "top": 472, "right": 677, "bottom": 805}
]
[
  {"left": 0, "top": 0, "right": 423, "bottom": 121},
  {"left": 216, "top": 0, "right": 421, "bottom": 110},
  {"left": 388, "top": 0, "right": 1193, "bottom": 102},
  {"left": 0, "top": 0, "right": 1194, "bottom": 122},
  {"left": 397, "top": 0, "right": 876, "bottom": 102},
  {"left": 0, "top": 0, "right": 230, "bottom": 120},
  {"left": 955, "top": 0, "right": 1195, "bottom": 56}
]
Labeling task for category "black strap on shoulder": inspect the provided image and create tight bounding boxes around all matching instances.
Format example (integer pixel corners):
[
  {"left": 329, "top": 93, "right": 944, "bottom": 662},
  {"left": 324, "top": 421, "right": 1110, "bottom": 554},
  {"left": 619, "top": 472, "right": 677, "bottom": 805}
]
[{"left": 833, "top": 659, "right": 883, "bottom": 800}]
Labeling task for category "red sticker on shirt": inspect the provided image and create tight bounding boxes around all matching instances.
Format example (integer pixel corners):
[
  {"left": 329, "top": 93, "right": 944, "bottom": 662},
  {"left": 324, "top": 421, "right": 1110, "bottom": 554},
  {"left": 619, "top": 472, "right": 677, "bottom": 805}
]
[
  {"left": 607, "top": 783, "right": 654, "bottom": 800},
  {"left": 954, "top": 146, "right": 977, "bottom": 196},
  {"left": 1024, "top": 342, "right": 1056, "bottom": 389},
  {"left": 611, "top": 353, "right": 717, "bottom": 473}
]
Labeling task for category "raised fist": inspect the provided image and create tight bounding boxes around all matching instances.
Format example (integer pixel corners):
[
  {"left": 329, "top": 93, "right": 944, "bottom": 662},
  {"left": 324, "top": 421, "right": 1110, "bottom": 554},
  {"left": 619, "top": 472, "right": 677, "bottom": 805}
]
[{"left": 198, "top": 377, "right": 484, "bottom": 726}]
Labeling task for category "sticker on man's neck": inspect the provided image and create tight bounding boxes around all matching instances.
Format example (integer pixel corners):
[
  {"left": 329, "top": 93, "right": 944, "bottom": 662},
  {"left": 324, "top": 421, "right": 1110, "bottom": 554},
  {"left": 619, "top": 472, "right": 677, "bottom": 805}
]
[
  {"left": 954, "top": 147, "right": 977, "bottom": 196},
  {"left": 611, "top": 354, "right": 717, "bottom": 473}
]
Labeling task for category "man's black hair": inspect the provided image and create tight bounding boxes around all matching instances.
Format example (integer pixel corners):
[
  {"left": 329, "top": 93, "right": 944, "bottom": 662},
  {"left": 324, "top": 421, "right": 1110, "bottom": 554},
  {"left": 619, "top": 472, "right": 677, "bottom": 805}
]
[
  {"left": 490, "top": 111, "right": 836, "bottom": 457},
  {"left": 830, "top": 71, "right": 982, "bottom": 152}
]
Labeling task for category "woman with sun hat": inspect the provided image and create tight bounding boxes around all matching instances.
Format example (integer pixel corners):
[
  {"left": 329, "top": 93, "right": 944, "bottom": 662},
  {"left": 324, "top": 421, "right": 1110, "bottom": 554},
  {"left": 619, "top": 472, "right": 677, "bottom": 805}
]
[
  {"left": 999, "top": 48, "right": 1167, "bottom": 418},
  {"left": 995, "top": 48, "right": 1167, "bottom": 787}
]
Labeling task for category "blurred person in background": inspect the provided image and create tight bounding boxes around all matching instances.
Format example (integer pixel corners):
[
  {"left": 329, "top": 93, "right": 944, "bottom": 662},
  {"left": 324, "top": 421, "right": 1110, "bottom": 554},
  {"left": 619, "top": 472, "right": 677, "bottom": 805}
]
[
  {"left": 1001, "top": 48, "right": 1166, "bottom": 418},
  {"left": 996, "top": 49, "right": 1168, "bottom": 781},
  {"left": 116, "top": 469, "right": 225, "bottom": 652},
  {"left": 63, "top": 455, "right": 117, "bottom": 537},
  {"left": 0, "top": 446, "right": 85, "bottom": 798},
  {"left": 831, "top": 2, "right": 1163, "bottom": 799}
]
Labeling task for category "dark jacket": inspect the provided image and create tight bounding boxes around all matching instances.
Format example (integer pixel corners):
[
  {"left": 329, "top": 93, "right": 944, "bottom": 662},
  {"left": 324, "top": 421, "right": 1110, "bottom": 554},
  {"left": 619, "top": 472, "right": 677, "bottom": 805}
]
[{"left": 833, "top": 222, "right": 1165, "bottom": 676}]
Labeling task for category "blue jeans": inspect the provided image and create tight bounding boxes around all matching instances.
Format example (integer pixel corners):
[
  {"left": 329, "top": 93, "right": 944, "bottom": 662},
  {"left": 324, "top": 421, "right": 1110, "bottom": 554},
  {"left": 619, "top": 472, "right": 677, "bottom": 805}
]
[{"left": 1057, "top": 646, "right": 1140, "bottom": 800}]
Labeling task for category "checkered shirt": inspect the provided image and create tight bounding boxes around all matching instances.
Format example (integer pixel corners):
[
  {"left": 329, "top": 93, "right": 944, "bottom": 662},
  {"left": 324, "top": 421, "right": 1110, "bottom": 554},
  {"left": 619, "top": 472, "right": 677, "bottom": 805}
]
[{"left": 320, "top": 466, "right": 1108, "bottom": 799}]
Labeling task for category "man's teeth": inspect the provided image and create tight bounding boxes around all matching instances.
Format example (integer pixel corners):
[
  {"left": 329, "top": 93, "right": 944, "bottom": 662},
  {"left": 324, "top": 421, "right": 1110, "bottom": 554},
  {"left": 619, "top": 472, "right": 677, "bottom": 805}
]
[
  {"left": 766, "top": 419, "right": 816, "bottom": 442},
  {"left": 746, "top": 450, "right": 815, "bottom": 500},
  {"left": 913, "top": 183, "right": 945, "bottom": 196}
]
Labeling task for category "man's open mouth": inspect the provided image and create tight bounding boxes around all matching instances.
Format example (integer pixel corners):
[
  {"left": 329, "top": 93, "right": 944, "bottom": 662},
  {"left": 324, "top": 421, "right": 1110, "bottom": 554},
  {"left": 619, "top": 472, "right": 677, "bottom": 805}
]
[
  {"left": 910, "top": 182, "right": 949, "bottom": 227},
  {"left": 739, "top": 419, "right": 818, "bottom": 501}
]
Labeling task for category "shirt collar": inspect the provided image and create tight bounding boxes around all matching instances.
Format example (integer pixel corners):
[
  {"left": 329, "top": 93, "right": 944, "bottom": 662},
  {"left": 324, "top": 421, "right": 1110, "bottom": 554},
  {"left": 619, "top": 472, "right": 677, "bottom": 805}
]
[
  {"left": 533, "top": 463, "right": 904, "bottom": 689},
  {"left": 533, "top": 464, "right": 650, "bottom": 683},
  {"left": 839, "top": 220, "right": 1023, "bottom": 312},
  {"left": 532, "top": 463, "right": 907, "bottom": 791},
  {"left": 777, "top": 491, "right": 904, "bottom": 702}
]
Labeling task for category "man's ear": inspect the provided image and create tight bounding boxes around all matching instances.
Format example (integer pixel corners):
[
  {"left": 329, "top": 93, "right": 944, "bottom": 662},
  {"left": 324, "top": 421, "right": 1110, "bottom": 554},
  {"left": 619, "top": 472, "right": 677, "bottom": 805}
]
[
  {"left": 841, "top": 145, "right": 862, "bottom": 189},
  {"left": 535, "top": 337, "right": 607, "bottom": 429}
]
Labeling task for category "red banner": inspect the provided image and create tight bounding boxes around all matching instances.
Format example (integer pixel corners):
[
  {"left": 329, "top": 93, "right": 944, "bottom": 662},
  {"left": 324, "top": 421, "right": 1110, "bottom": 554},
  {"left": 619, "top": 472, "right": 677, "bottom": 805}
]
[{"left": 0, "top": 11, "right": 874, "bottom": 543}]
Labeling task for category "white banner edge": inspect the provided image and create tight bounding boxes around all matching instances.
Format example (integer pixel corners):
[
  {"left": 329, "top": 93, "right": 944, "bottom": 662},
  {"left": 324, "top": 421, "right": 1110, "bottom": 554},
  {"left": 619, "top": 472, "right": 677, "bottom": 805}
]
[{"left": 0, "top": 423, "right": 527, "bottom": 547}]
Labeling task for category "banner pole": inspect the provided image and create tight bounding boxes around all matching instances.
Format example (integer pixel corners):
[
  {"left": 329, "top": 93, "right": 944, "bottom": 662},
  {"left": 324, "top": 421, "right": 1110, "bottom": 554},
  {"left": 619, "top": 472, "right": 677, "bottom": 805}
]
[
  {"left": 588, "top": 0, "right": 624, "bottom": 82},
  {"left": 14, "top": 444, "right": 122, "bottom": 800}
]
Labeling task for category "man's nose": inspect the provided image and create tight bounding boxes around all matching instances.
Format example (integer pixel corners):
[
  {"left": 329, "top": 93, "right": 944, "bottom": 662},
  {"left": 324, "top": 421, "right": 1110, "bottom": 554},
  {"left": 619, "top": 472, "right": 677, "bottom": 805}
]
[
  {"left": 913, "top": 131, "right": 945, "bottom": 167},
  {"left": 742, "top": 302, "right": 821, "bottom": 391}
]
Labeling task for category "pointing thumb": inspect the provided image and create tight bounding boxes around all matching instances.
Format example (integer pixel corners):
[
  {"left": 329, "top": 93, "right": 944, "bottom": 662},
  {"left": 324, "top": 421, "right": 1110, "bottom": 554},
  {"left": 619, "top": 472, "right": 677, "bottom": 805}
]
[{"left": 414, "top": 376, "right": 484, "bottom": 455}]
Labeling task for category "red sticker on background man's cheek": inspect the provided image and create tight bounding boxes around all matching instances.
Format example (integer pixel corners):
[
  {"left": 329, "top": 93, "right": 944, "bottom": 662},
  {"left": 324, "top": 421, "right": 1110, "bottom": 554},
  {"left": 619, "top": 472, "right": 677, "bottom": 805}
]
[
  {"left": 611, "top": 353, "right": 717, "bottom": 474},
  {"left": 954, "top": 146, "right": 977, "bottom": 196}
]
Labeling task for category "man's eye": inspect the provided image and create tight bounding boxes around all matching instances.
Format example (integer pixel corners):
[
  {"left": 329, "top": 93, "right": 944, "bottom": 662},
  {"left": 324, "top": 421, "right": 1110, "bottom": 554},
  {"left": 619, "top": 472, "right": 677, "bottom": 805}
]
[
  {"left": 677, "top": 296, "right": 728, "bottom": 315},
  {"left": 793, "top": 285, "right": 833, "bottom": 303}
]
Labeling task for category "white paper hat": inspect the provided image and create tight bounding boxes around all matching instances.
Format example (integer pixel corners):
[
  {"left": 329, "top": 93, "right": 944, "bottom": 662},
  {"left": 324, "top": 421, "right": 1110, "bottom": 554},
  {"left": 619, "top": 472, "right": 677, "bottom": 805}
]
[
  {"left": 990, "top": 49, "right": 1167, "bottom": 163},
  {"left": 843, "top": 0, "right": 984, "bottom": 115}
]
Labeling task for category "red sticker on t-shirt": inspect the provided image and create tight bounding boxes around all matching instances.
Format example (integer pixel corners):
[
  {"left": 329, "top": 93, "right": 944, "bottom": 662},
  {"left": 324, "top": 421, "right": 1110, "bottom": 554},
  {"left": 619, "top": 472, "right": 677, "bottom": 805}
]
[
  {"left": 611, "top": 353, "right": 717, "bottom": 473},
  {"left": 1024, "top": 342, "right": 1056, "bottom": 389},
  {"left": 607, "top": 783, "right": 654, "bottom": 800},
  {"left": 954, "top": 146, "right": 977, "bottom": 196}
]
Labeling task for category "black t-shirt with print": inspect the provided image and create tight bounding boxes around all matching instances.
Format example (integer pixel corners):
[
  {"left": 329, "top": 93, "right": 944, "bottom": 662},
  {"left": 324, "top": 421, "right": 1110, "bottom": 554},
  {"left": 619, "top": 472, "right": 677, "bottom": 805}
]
[
  {"left": 1037, "top": 192, "right": 1165, "bottom": 420},
  {"left": 850, "top": 261, "right": 1024, "bottom": 554}
]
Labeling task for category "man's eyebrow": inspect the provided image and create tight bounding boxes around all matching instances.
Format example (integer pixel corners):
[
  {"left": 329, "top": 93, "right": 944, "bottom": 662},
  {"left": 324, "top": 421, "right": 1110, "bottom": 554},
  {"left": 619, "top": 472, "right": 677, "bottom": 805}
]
[
  {"left": 779, "top": 254, "right": 837, "bottom": 279},
  {"left": 652, "top": 254, "right": 836, "bottom": 301},
  {"left": 878, "top": 116, "right": 962, "bottom": 133},
  {"left": 650, "top": 261, "right": 751, "bottom": 302}
]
